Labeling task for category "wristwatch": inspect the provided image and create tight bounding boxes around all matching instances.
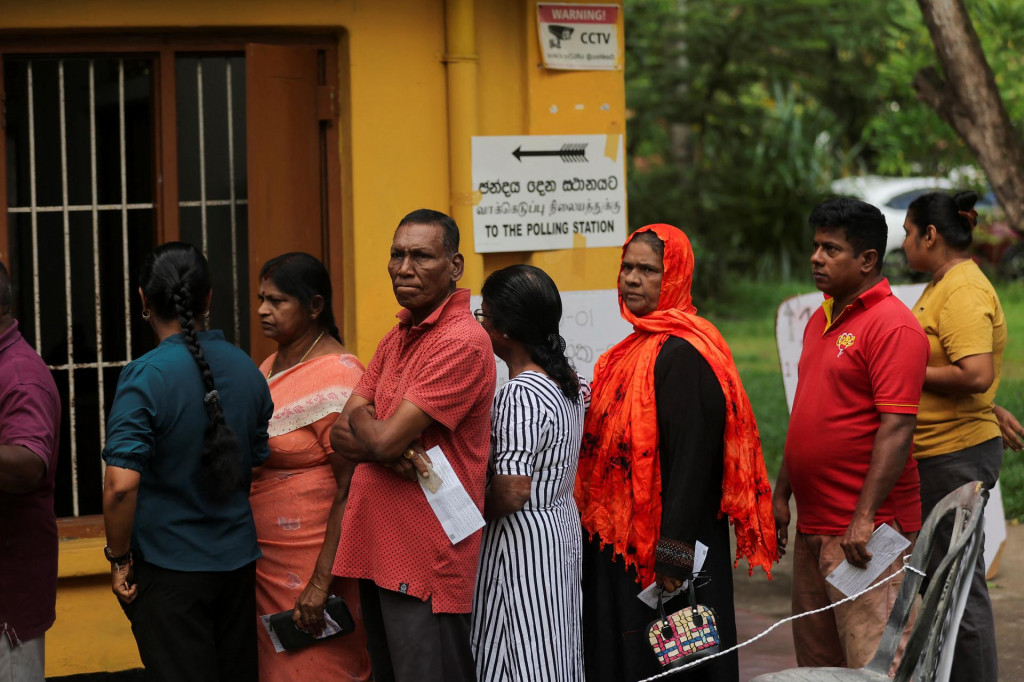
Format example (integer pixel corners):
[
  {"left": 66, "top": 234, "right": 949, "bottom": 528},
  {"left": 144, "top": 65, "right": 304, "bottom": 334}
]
[{"left": 104, "top": 545, "right": 132, "bottom": 568}]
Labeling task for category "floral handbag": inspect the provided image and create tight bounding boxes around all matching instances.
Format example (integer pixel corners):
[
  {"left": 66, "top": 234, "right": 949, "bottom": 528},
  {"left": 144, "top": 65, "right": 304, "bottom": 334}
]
[{"left": 647, "top": 579, "right": 721, "bottom": 669}]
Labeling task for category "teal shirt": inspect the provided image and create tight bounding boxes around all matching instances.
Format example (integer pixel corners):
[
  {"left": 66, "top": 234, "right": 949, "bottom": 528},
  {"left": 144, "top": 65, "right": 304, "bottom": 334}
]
[{"left": 102, "top": 330, "right": 272, "bottom": 572}]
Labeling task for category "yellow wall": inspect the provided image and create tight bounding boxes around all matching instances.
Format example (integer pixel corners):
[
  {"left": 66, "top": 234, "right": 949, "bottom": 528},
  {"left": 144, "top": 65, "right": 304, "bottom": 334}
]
[
  {"left": 517, "top": 1, "right": 627, "bottom": 294},
  {"left": 0, "top": 0, "right": 625, "bottom": 674},
  {"left": 341, "top": 0, "right": 627, "bottom": 355}
]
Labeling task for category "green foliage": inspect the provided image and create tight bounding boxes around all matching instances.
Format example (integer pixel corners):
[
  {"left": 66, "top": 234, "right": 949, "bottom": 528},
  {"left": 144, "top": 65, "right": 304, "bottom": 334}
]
[
  {"left": 625, "top": 0, "right": 1024, "bottom": 282},
  {"left": 863, "top": 0, "right": 1024, "bottom": 175},
  {"left": 625, "top": 0, "right": 892, "bottom": 285},
  {"left": 996, "top": 280, "right": 1024, "bottom": 520}
]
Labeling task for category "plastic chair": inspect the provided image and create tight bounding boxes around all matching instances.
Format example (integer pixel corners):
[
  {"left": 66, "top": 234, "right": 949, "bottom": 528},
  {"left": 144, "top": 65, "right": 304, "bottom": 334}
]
[{"left": 750, "top": 481, "right": 987, "bottom": 682}]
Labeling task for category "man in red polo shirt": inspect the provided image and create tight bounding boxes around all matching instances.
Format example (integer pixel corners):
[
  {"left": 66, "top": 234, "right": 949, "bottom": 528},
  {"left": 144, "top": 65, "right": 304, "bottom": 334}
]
[
  {"left": 330, "top": 209, "right": 495, "bottom": 682},
  {"left": 773, "top": 197, "right": 929, "bottom": 670}
]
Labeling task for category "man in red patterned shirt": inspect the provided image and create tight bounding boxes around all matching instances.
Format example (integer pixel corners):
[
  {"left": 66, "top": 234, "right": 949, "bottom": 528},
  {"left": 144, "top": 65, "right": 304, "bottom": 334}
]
[{"left": 331, "top": 209, "right": 495, "bottom": 682}]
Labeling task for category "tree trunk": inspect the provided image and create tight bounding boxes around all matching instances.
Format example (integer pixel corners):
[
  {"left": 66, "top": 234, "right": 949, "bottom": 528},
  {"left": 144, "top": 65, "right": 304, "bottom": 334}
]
[{"left": 914, "top": 0, "right": 1024, "bottom": 232}]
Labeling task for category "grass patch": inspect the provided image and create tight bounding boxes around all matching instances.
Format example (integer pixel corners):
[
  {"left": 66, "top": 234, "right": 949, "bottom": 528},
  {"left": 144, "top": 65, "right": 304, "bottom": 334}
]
[
  {"left": 701, "top": 278, "right": 1024, "bottom": 521},
  {"left": 701, "top": 279, "right": 808, "bottom": 478},
  {"left": 996, "top": 280, "right": 1024, "bottom": 521}
]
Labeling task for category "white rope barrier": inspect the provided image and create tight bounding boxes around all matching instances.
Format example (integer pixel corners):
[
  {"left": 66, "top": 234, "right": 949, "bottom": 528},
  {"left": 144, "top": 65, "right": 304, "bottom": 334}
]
[{"left": 636, "top": 560, "right": 921, "bottom": 682}]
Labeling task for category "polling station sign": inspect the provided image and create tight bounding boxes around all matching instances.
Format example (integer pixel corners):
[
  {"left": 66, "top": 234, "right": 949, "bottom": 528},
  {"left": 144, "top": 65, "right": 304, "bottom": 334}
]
[
  {"left": 537, "top": 3, "right": 620, "bottom": 71},
  {"left": 472, "top": 134, "right": 626, "bottom": 253}
]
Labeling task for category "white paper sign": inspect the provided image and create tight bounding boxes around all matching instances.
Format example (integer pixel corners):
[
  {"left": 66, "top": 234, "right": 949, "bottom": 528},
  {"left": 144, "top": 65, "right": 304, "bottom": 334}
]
[
  {"left": 537, "top": 3, "right": 620, "bottom": 70},
  {"left": 420, "top": 445, "right": 486, "bottom": 545},
  {"left": 472, "top": 135, "right": 627, "bottom": 253},
  {"left": 825, "top": 524, "right": 911, "bottom": 598},
  {"left": 559, "top": 289, "right": 633, "bottom": 377}
]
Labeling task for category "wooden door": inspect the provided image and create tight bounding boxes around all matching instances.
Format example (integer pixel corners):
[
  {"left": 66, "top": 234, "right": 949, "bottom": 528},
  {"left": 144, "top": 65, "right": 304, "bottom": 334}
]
[{"left": 246, "top": 43, "right": 324, "bottom": 362}]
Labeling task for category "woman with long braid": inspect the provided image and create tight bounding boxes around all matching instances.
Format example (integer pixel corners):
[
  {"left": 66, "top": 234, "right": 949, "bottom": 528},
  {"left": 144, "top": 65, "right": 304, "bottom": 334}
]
[
  {"left": 468, "top": 264, "right": 589, "bottom": 681},
  {"left": 102, "top": 242, "right": 273, "bottom": 682}
]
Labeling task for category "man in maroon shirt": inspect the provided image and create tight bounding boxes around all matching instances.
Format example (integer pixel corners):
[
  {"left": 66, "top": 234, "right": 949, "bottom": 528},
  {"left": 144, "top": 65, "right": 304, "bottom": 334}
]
[
  {"left": 0, "top": 262, "right": 62, "bottom": 680},
  {"left": 773, "top": 198, "right": 928, "bottom": 670},
  {"left": 331, "top": 209, "right": 495, "bottom": 682}
]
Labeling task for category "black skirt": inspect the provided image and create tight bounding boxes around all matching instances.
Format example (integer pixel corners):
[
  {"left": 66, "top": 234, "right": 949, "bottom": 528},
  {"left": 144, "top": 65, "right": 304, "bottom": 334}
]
[{"left": 580, "top": 530, "right": 738, "bottom": 682}]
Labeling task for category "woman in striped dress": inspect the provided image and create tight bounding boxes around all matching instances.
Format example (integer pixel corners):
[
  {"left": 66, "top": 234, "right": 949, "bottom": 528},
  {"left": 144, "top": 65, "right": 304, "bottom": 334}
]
[{"left": 470, "top": 264, "right": 588, "bottom": 682}]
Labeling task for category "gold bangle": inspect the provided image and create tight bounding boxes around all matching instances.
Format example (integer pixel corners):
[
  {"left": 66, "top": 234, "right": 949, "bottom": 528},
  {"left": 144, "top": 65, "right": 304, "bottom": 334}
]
[{"left": 309, "top": 578, "right": 329, "bottom": 593}]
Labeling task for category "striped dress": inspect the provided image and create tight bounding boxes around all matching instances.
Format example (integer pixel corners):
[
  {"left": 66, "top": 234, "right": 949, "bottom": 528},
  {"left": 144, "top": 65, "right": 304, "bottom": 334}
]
[{"left": 471, "top": 370, "right": 589, "bottom": 681}]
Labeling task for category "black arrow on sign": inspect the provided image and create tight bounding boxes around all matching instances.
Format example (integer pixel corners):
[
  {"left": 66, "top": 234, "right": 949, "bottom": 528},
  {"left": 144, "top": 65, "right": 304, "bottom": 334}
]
[{"left": 512, "top": 143, "right": 588, "bottom": 163}]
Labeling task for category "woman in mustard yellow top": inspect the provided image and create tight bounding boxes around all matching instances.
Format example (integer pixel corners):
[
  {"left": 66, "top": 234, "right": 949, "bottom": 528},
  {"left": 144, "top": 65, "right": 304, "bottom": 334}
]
[{"left": 901, "top": 189, "right": 1006, "bottom": 682}]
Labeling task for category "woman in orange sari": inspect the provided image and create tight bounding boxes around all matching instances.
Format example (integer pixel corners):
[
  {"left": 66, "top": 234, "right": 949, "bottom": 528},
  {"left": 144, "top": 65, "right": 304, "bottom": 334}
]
[
  {"left": 575, "top": 224, "right": 777, "bottom": 681},
  {"left": 250, "top": 253, "right": 370, "bottom": 681}
]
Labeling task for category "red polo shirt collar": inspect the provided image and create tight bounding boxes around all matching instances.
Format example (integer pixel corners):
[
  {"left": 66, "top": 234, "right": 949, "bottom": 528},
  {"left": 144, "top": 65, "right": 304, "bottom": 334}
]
[{"left": 821, "top": 277, "right": 891, "bottom": 332}]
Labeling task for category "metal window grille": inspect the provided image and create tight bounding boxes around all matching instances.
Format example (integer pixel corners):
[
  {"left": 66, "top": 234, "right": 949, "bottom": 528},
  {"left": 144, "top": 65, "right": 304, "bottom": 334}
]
[
  {"left": 176, "top": 55, "right": 249, "bottom": 349},
  {"left": 4, "top": 53, "right": 248, "bottom": 517},
  {"left": 6, "top": 57, "right": 150, "bottom": 516}
]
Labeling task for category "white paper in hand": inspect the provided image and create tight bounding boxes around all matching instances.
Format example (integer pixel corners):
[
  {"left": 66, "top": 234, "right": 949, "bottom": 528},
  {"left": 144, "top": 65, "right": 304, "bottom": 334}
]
[
  {"left": 419, "top": 445, "right": 485, "bottom": 545},
  {"left": 826, "top": 524, "right": 912, "bottom": 597}
]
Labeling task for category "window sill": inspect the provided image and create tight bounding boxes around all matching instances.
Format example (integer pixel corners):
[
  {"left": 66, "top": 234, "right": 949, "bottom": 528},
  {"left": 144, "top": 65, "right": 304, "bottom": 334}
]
[{"left": 58, "top": 515, "right": 109, "bottom": 578}]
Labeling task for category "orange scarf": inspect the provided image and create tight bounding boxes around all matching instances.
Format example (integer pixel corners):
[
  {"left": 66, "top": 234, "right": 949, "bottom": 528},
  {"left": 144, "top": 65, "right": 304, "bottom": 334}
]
[{"left": 574, "top": 224, "right": 777, "bottom": 585}]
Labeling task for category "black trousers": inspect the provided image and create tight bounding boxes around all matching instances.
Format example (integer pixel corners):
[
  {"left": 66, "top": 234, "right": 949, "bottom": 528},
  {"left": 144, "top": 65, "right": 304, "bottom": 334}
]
[
  {"left": 917, "top": 436, "right": 1002, "bottom": 682},
  {"left": 358, "top": 579, "right": 476, "bottom": 682},
  {"left": 120, "top": 559, "right": 258, "bottom": 682}
]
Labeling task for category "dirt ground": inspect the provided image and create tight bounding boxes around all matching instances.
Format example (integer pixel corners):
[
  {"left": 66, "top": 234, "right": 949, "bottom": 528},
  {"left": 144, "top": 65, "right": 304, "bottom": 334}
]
[
  {"left": 732, "top": 519, "right": 1024, "bottom": 680},
  {"left": 53, "top": 522, "right": 1023, "bottom": 681}
]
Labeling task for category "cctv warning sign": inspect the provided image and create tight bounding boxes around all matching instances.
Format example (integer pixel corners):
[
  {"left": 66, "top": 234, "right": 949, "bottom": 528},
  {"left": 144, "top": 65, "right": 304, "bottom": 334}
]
[{"left": 537, "top": 3, "right": 620, "bottom": 71}]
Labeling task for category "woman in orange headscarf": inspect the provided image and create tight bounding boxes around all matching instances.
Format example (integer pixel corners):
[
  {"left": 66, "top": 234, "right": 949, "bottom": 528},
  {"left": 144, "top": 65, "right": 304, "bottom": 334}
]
[{"left": 575, "top": 224, "right": 777, "bottom": 681}]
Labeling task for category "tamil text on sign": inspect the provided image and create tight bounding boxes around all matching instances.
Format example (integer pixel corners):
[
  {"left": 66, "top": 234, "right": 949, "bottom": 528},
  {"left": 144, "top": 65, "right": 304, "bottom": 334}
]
[{"left": 472, "top": 134, "right": 626, "bottom": 253}]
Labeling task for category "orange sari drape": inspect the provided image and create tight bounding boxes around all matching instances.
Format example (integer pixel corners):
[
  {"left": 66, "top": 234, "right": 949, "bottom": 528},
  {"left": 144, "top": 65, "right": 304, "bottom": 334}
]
[
  {"left": 250, "top": 353, "right": 370, "bottom": 681},
  {"left": 574, "top": 224, "right": 777, "bottom": 585}
]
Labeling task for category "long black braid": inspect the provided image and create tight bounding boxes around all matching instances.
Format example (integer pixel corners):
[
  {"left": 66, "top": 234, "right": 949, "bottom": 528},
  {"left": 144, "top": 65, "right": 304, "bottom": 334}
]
[{"left": 140, "top": 242, "right": 242, "bottom": 502}]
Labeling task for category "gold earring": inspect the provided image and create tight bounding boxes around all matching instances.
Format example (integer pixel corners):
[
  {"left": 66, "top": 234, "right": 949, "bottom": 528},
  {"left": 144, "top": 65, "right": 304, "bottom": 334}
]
[{"left": 142, "top": 308, "right": 151, "bottom": 321}]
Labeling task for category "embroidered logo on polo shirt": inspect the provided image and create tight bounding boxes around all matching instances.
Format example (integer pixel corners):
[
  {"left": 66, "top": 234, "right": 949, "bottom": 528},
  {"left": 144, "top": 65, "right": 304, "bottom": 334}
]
[
  {"left": 399, "top": 583, "right": 409, "bottom": 594},
  {"left": 836, "top": 332, "right": 856, "bottom": 357}
]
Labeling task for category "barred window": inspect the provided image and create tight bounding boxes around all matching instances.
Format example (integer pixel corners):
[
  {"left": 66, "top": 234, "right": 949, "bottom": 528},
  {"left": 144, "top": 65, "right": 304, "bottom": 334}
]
[{"left": 1, "top": 38, "right": 340, "bottom": 519}]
